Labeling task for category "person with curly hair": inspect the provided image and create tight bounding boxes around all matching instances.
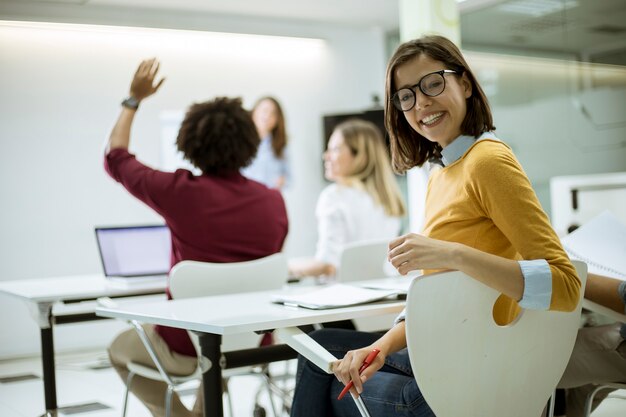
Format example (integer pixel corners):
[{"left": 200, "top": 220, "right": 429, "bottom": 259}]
[{"left": 104, "top": 58, "right": 288, "bottom": 417}]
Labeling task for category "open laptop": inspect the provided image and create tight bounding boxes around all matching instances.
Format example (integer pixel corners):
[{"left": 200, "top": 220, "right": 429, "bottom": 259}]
[{"left": 95, "top": 225, "right": 171, "bottom": 284}]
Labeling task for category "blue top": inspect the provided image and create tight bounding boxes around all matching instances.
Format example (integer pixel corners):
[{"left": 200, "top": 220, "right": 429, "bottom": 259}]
[{"left": 241, "top": 134, "right": 290, "bottom": 189}]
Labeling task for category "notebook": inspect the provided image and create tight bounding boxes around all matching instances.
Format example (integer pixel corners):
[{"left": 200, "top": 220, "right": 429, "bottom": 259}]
[
  {"left": 561, "top": 211, "right": 626, "bottom": 280},
  {"left": 95, "top": 225, "right": 171, "bottom": 283},
  {"left": 271, "top": 284, "right": 401, "bottom": 310}
]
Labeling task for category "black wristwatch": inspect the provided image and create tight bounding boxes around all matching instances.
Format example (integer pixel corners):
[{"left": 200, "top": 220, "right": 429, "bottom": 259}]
[{"left": 121, "top": 96, "right": 140, "bottom": 110}]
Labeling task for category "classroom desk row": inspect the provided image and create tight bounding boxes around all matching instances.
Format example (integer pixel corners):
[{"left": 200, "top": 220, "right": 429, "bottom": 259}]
[
  {"left": 0, "top": 275, "right": 407, "bottom": 417},
  {"left": 3, "top": 274, "right": 624, "bottom": 417},
  {"left": 0, "top": 275, "right": 167, "bottom": 416}
]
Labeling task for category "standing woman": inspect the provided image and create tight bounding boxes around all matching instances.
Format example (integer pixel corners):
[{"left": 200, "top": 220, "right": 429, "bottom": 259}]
[
  {"left": 289, "top": 35, "right": 580, "bottom": 417},
  {"left": 288, "top": 119, "right": 406, "bottom": 279},
  {"left": 242, "top": 96, "right": 290, "bottom": 189}
]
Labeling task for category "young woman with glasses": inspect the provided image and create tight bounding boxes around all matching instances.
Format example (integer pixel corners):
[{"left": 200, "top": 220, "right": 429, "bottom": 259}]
[{"left": 289, "top": 35, "right": 580, "bottom": 417}]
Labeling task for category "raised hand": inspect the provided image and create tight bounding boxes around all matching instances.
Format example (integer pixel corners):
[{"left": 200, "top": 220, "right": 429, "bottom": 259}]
[{"left": 129, "top": 58, "right": 165, "bottom": 102}]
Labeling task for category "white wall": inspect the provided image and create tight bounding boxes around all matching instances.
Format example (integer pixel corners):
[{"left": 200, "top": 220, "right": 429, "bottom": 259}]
[
  {"left": 0, "top": 18, "right": 387, "bottom": 358},
  {"left": 465, "top": 52, "right": 626, "bottom": 213}
]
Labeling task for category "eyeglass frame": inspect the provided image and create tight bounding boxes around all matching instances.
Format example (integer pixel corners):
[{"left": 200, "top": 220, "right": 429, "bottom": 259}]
[{"left": 391, "top": 69, "right": 459, "bottom": 112}]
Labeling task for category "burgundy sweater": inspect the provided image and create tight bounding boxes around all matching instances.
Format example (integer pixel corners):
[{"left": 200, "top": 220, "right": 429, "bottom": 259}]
[{"left": 105, "top": 149, "right": 288, "bottom": 355}]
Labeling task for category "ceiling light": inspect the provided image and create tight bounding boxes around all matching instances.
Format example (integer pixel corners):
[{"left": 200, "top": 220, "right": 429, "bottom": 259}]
[{"left": 498, "top": 0, "right": 578, "bottom": 17}]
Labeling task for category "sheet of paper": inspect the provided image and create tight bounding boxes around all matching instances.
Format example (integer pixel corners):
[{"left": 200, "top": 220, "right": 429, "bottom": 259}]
[
  {"left": 271, "top": 284, "right": 400, "bottom": 310},
  {"left": 561, "top": 210, "right": 626, "bottom": 280}
]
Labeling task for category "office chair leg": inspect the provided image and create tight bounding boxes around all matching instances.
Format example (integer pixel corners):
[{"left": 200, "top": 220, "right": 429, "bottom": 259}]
[
  {"left": 165, "top": 386, "right": 174, "bottom": 417},
  {"left": 121, "top": 372, "right": 135, "bottom": 417},
  {"left": 584, "top": 385, "right": 612, "bottom": 417},
  {"left": 223, "top": 378, "right": 234, "bottom": 417},
  {"left": 260, "top": 371, "right": 280, "bottom": 417},
  {"left": 547, "top": 390, "right": 556, "bottom": 417}
]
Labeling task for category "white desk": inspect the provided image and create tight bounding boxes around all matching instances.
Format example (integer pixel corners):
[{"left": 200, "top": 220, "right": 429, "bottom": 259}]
[
  {"left": 0, "top": 274, "right": 166, "bottom": 416},
  {"left": 96, "top": 285, "right": 406, "bottom": 417}
]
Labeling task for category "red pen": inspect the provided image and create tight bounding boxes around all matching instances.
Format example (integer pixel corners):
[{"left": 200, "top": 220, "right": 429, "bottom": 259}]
[{"left": 337, "top": 348, "right": 381, "bottom": 400}]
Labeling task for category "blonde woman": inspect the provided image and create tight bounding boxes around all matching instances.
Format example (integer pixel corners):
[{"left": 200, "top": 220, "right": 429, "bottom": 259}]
[{"left": 289, "top": 119, "right": 406, "bottom": 278}]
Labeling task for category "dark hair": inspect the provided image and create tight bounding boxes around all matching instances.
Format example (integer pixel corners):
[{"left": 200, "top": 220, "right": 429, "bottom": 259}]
[
  {"left": 176, "top": 97, "right": 260, "bottom": 175},
  {"left": 384, "top": 35, "right": 495, "bottom": 173},
  {"left": 253, "top": 96, "right": 288, "bottom": 159}
]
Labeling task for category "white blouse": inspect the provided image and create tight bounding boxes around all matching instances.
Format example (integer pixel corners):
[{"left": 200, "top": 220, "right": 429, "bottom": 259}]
[{"left": 314, "top": 184, "right": 402, "bottom": 267}]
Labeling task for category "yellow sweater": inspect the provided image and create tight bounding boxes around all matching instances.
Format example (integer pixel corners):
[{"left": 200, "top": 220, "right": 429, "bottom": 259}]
[{"left": 423, "top": 139, "right": 580, "bottom": 325}]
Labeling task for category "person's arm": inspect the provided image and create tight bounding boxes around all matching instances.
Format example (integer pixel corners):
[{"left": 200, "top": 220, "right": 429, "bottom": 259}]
[
  {"left": 275, "top": 147, "right": 290, "bottom": 189},
  {"left": 288, "top": 258, "right": 335, "bottom": 278},
  {"left": 389, "top": 143, "right": 580, "bottom": 311},
  {"left": 585, "top": 273, "right": 625, "bottom": 313},
  {"left": 107, "top": 58, "right": 165, "bottom": 152},
  {"left": 388, "top": 234, "right": 525, "bottom": 301},
  {"left": 332, "top": 322, "right": 407, "bottom": 397},
  {"left": 289, "top": 186, "right": 346, "bottom": 278},
  {"left": 274, "top": 175, "right": 286, "bottom": 189}
]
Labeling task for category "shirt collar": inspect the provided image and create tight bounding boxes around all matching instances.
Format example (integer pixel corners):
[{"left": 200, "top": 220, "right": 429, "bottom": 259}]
[{"left": 441, "top": 134, "right": 476, "bottom": 167}]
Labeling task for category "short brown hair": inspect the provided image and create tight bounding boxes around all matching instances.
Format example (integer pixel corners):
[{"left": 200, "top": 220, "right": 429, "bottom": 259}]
[
  {"left": 177, "top": 97, "right": 260, "bottom": 175},
  {"left": 384, "top": 35, "right": 495, "bottom": 173}
]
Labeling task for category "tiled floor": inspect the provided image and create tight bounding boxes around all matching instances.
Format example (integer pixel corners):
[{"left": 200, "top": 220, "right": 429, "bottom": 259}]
[
  {"left": 1, "top": 349, "right": 625, "bottom": 417},
  {"left": 0, "top": 349, "right": 293, "bottom": 417}
]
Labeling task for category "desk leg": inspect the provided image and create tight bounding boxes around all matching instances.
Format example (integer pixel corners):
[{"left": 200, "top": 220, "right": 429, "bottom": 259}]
[
  {"left": 198, "top": 333, "right": 223, "bottom": 417},
  {"left": 41, "top": 326, "right": 57, "bottom": 412},
  {"left": 28, "top": 302, "right": 57, "bottom": 414}
]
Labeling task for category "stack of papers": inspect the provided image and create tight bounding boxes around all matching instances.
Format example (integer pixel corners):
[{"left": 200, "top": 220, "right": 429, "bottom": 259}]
[
  {"left": 271, "top": 284, "right": 402, "bottom": 310},
  {"left": 561, "top": 210, "right": 626, "bottom": 280}
]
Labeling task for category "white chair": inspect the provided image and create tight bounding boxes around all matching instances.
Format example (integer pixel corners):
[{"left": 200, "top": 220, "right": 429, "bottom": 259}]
[
  {"left": 584, "top": 382, "right": 626, "bottom": 416},
  {"left": 405, "top": 260, "right": 588, "bottom": 417},
  {"left": 121, "top": 253, "right": 289, "bottom": 417},
  {"left": 336, "top": 238, "right": 397, "bottom": 283},
  {"left": 336, "top": 238, "right": 400, "bottom": 332},
  {"left": 122, "top": 321, "right": 211, "bottom": 417},
  {"left": 581, "top": 301, "right": 626, "bottom": 416}
]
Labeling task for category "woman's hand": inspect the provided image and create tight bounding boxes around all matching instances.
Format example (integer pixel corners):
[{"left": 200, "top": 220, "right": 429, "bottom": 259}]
[
  {"left": 287, "top": 258, "right": 335, "bottom": 279},
  {"left": 129, "top": 58, "right": 165, "bottom": 102},
  {"left": 332, "top": 345, "right": 385, "bottom": 398},
  {"left": 388, "top": 233, "right": 459, "bottom": 275}
]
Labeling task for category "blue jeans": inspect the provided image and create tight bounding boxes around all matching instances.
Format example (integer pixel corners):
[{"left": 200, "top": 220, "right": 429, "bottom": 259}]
[{"left": 290, "top": 329, "right": 435, "bottom": 417}]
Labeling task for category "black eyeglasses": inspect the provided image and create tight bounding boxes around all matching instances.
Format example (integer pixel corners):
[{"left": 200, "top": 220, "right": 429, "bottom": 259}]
[{"left": 391, "top": 70, "right": 458, "bottom": 112}]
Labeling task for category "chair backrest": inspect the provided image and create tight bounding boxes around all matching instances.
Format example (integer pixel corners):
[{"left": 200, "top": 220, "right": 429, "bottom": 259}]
[
  {"left": 336, "top": 238, "right": 397, "bottom": 282},
  {"left": 169, "top": 252, "right": 288, "bottom": 299},
  {"left": 169, "top": 253, "right": 288, "bottom": 352},
  {"left": 405, "top": 260, "right": 587, "bottom": 417}
]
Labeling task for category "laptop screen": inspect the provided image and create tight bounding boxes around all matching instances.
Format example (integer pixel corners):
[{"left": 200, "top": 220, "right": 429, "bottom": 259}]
[{"left": 95, "top": 225, "right": 171, "bottom": 277}]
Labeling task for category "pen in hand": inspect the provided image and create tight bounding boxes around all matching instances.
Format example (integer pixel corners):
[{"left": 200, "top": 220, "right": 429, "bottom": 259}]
[{"left": 337, "top": 348, "right": 381, "bottom": 400}]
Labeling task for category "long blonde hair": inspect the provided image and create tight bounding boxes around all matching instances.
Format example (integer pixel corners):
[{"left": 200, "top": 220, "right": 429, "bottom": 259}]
[{"left": 335, "top": 119, "right": 406, "bottom": 217}]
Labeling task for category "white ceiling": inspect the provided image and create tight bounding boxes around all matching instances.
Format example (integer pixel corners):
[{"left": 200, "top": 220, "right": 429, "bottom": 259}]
[
  {"left": 8, "top": 0, "right": 626, "bottom": 65},
  {"left": 34, "top": 0, "right": 402, "bottom": 30},
  {"left": 460, "top": 0, "right": 626, "bottom": 64}
]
